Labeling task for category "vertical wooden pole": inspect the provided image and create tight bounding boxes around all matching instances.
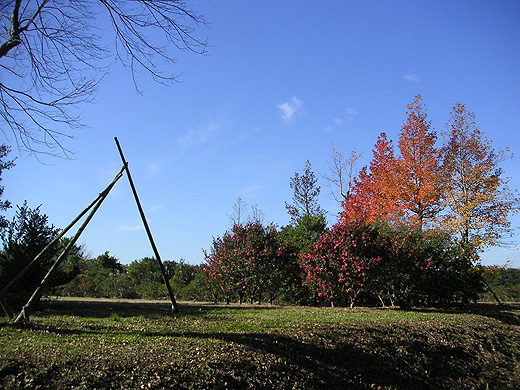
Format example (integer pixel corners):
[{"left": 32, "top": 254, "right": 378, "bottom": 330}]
[{"left": 114, "top": 137, "right": 180, "bottom": 313}]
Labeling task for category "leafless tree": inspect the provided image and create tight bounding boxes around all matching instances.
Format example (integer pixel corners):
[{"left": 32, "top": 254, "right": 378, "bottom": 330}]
[
  {"left": 0, "top": 0, "right": 208, "bottom": 157},
  {"left": 228, "top": 196, "right": 247, "bottom": 227},
  {"left": 249, "top": 203, "right": 265, "bottom": 225},
  {"left": 228, "top": 197, "right": 266, "bottom": 226},
  {"left": 321, "top": 145, "right": 361, "bottom": 205}
]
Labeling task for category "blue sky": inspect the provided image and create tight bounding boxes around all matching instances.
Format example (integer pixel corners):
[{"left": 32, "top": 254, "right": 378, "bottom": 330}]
[{"left": 2, "top": 1, "right": 520, "bottom": 266}]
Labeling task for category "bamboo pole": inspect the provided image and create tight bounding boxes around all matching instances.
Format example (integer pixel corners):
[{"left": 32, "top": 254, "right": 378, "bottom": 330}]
[
  {"left": 13, "top": 168, "right": 125, "bottom": 323},
  {"left": 0, "top": 167, "right": 126, "bottom": 318},
  {"left": 0, "top": 296, "right": 13, "bottom": 319},
  {"left": 482, "top": 278, "right": 503, "bottom": 306},
  {"left": 114, "top": 137, "right": 180, "bottom": 313}
]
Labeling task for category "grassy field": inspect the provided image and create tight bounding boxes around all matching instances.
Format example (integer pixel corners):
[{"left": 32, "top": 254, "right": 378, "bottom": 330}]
[{"left": 0, "top": 298, "right": 519, "bottom": 389}]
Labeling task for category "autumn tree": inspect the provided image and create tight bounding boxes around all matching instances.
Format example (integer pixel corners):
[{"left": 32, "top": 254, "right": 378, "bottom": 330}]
[
  {"left": 0, "top": 0, "right": 207, "bottom": 157},
  {"left": 341, "top": 133, "right": 400, "bottom": 224},
  {"left": 285, "top": 160, "right": 325, "bottom": 225},
  {"left": 396, "top": 95, "right": 441, "bottom": 230},
  {"left": 439, "top": 103, "right": 519, "bottom": 254}
]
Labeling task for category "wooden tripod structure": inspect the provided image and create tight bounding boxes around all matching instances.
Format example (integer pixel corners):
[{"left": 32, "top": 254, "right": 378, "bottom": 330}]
[{"left": 0, "top": 138, "right": 179, "bottom": 322}]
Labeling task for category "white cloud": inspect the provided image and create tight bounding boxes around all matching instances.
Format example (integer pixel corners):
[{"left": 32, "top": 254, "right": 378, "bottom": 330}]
[
  {"left": 240, "top": 184, "right": 269, "bottom": 197},
  {"left": 118, "top": 223, "right": 145, "bottom": 232},
  {"left": 404, "top": 74, "right": 420, "bottom": 83},
  {"left": 278, "top": 97, "right": 303, "bottom": 123},
  {"left": 345, "top": 107, "right": 358, "bottom": 118},
  {"left": 177, "top": 120, "right": 225, "bottom": 152},
  {"left": 147, "top": 204, "right": 163, "bottom": 213},
  {"left": 333, "top": 118, "right": 345, "bottom": 126}
]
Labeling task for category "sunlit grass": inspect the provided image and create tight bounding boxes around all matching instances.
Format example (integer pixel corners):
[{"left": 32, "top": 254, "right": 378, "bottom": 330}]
[{"left": 0, "top": 299, "right": 519, "bottom": 389}]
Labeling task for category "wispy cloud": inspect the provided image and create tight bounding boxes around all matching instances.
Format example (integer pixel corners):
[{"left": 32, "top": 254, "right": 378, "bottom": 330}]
[
  {"left": 118, "top": 223, "right": 144, "bottom": 232},
  {"left": 404, "top": 74, "right": 420, "bottom": 83},
  {"left": 240, "top": 184, "right": 269, "bottom": 197},
  {"left": 345, "top": 107, "right": 358, "bottom": 118},
  {"left": 177, "top": 120, "right": 226, "bottom": 153},
  {"left": 147, "top": 204, "right": 163, "bottom": 213},
  {"left": 278, "top": 97, "right": 303, "bottom": 123},
  {"left": 325, "top": 107, "right": 356, "bottom": 131}
]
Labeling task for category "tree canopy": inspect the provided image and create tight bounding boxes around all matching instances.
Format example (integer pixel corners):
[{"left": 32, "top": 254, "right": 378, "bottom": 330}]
[{"left": 342, "top": 96, "right": 519, "bottom": 260}]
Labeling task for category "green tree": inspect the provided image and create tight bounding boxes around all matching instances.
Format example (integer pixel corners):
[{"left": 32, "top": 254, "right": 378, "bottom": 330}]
[
  {"left": 285, "top": 160, "right": 326, "bottom": 225},
  {"left": 169, "top": 259, "right": 198, "bottom": 294},
  {"left": 59, "top": 252, "right": 130, "bottom": 298},
  {"left": 0, "top": 145, "right": 14, "bottom": 229},
  {"left": 0, "top": 201, "right": 80, "bottom": 308},
  {"left": 279, "top": 214, "right": 327, "bottom": 304},
  {"left": 168, "top": 260, "right": 204, "bottom": 300},
  {"left": 91, "top": 251, "right": 125, "bottom": 273},
  {"left": 127, "top": 257, "right": 168, "bottom": 299},
  {"left": 281, "top": 214, "right": 327, "bottom": 252},
  {"left": 480, "top": 266, "right": 520, "bottom": 302}
]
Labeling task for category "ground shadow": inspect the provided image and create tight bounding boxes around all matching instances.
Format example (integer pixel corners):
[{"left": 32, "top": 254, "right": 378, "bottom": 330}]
[
  {"left": 2, "top": 299, "right": 517, "bottom": 389},
  {"left": 28, "top": 298, "right": 279, "bottom": 319},
  {"left": 136, "top": 328, "right": 476, "bottom": 389},
  {"left": 405, "top": 302, "right": 520, "bottom": 326}
]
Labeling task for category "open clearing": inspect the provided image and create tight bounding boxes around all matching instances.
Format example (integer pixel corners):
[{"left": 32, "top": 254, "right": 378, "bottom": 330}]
[{"left": 1, "top": 298, "right": 519, "bottom": 389}]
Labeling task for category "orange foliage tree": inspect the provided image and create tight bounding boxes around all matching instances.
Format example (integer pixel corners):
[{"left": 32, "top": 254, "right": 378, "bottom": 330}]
[
  {"left": 342, "top": 95, "right": 442, "bottom": 229},
  {"left": 395, "top": 95, "right": 442, "bottom": 230},
  {"left": 341, "top": 97, "right": 518, "bottom": 261},
  {"left": 341, "top": 133, "right": 401, "bottom": 224}
]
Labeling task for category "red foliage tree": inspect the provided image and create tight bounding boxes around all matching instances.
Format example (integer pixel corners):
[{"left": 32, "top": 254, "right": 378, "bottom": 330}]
[
  {"left": 341, "top": 133, "right": 401, "bottom": 224},
  {"left": 342, "top": 95, "right": 442, "bottom": 230}
]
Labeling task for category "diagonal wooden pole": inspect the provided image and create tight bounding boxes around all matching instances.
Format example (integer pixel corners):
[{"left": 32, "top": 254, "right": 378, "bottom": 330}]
[
  {"left": 0, "top": 167, "right": 126, "bottom": 319},
  {"left": 14, "top": 167, "right": 125, "bottom": 323},
  {"left": 114, "top": 137, "right": 180, "bottom": 313}
]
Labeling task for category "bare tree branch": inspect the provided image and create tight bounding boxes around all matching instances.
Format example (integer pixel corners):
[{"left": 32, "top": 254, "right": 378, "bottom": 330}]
[
  {"left": 322, "top": 145, "right": 361, "bottom": 205},
  {"left": 0, "top": 0, "right": 208, "bottom": 157}
]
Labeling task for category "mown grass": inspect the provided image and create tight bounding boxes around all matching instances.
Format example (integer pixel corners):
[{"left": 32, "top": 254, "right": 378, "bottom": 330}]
[{"left": 1, "top": 299, "right": 519, "bottom": 389}]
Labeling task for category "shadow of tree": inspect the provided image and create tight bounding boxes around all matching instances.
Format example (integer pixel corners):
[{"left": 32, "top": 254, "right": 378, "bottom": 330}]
[
  {"left": 128, "top": 328, "right": 477, "bottom": 389},
  {"left": 406, "top": 302, "right": 520, "bottom": 326},
  {"left": 2, "top": 300, "right": 519, "bottom": 389},
  {"left": 32, "top": 298, "right": 278, "bottom": 319}
]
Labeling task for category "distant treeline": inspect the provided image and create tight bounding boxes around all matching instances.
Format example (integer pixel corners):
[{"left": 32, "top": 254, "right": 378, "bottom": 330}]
[
  {"left": 480, "top": 266, "right": 520, "bottom": 303},
  {"left": 56, "top": 253, "right": 207, "bottom": 301},
  {"left": 54, "top": 248, "right": 520, "bottom": 306},
  {"left": 1, "top": 188, "right": 519, "bottom": 312}
]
